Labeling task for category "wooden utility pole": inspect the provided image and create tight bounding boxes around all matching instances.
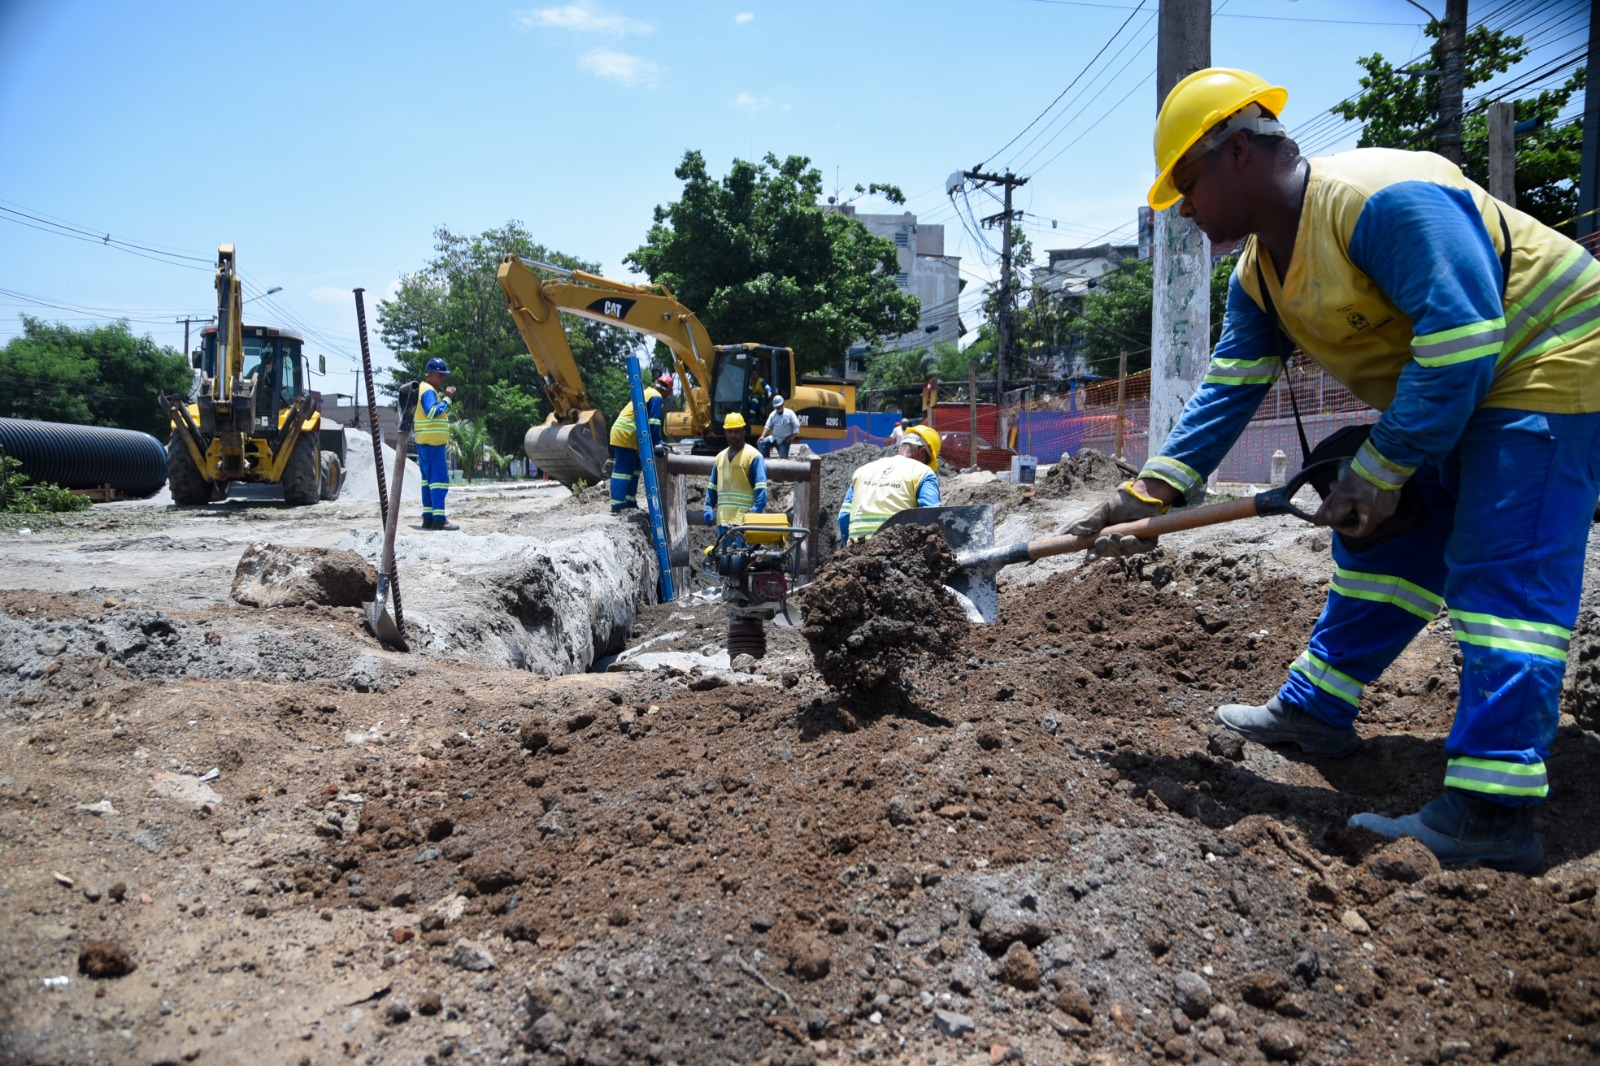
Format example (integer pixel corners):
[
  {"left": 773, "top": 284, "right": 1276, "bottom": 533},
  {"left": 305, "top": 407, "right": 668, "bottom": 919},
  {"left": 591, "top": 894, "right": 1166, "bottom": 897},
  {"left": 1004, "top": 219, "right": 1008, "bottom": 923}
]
[
  {"left": 1436, "top": 0, "right": 1469, "bottom": 165},
  {"left": 963, "top": 168, "right": 1028, "bottom": 443},
  {"left": 1149, "top": 0, "right": 1211, "bottom": 456},
  {"left": 1487, "top": 100, "right": 1516, "bottom": 205}
]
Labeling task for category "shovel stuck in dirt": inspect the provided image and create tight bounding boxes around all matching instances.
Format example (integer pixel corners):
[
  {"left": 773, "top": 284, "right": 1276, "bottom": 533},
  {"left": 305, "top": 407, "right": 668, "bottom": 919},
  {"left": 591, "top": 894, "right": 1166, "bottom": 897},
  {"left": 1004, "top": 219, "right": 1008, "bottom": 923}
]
[
  {"left": 881, "top": 460, "right": 1334, "bottom": 623},
  {"left": 364, "top": 428, "right": 411, "bottom": 650}
]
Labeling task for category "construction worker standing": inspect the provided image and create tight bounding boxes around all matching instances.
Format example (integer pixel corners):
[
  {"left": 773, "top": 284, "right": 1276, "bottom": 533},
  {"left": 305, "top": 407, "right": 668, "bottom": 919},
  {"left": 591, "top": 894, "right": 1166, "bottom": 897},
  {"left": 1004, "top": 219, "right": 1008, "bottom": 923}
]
[
  {"left": 415, "top": 357, "right": 457, "bottom": 531},
  {"left": 839, "top": 424, "right": 942, "bottom": 540},
  {"left": 609, "top": 373, "right": 674, "bottom": 513},
  {"left": 1070, "top": 67, "right": 1600, "bottom": 872},
  {"left": 704, "top": 412, "right": 768, "bottom": 537}
]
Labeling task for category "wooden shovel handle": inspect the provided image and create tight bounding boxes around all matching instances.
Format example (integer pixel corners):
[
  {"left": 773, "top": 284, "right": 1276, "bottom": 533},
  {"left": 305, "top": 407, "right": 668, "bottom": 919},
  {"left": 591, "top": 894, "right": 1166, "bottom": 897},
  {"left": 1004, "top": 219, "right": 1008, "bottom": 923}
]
[{"left": 1020, "top": 495, "right": 1264, "bottom": 563}]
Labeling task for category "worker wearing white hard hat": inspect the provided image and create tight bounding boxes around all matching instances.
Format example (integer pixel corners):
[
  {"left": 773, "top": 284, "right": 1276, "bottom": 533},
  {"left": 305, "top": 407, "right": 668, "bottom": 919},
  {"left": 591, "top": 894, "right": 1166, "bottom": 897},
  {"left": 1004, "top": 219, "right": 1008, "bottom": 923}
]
[{"left": 758, "top": 394, "right": 801, "bottom": 460}]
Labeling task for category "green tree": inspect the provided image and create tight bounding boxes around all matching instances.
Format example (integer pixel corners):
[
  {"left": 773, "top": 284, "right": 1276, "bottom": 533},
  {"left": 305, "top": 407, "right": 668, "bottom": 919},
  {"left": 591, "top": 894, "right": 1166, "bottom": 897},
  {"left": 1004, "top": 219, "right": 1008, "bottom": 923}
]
[
  {"left": 0, "top": 317, "right": 192, "bottom": 436},
  {"left": 625, "top": 151, "right": 922, "bottom": 375},
  {"left": 1330, "top": 22, "right": 1585, "bottom": 230},
  {"left": 1072, "top": 257, "right": 1235, "bottom": 378},
  {"left": 447, "top": 418, "right": 505, "bottom": 482},
  {"left": 377, "top": 222, "right": 645, "bottom": 458}
]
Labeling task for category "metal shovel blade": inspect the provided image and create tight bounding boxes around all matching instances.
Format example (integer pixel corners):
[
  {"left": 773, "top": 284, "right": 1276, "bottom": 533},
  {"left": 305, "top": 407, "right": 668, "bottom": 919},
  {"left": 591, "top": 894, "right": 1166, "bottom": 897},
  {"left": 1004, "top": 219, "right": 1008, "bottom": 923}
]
[
  {"left": 364, "top": 572, "right": 407, "bottom": 650},
  {"left": 878, "top": 505, "right": 999, "bottom": 623}
]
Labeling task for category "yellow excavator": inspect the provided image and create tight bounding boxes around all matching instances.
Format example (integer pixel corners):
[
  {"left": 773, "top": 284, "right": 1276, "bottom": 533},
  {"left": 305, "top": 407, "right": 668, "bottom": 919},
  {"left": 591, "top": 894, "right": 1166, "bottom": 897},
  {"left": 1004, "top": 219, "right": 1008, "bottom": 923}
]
[
  {"left": 159, "top": 244, "right": 344, "bottom": 505},
  {"left": 496, "top": 254, "right": 854, "bottom": 487}
]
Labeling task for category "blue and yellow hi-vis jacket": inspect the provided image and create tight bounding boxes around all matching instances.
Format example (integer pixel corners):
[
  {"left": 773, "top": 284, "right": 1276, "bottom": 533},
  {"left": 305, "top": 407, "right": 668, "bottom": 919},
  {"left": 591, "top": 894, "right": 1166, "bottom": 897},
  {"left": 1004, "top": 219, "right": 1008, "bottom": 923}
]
[
  {"left": 1142, "top": 148, "right": 1600, "bottom": 500},
  {"left": 610, "top": 387, "right": 663, "bottom": 450}
]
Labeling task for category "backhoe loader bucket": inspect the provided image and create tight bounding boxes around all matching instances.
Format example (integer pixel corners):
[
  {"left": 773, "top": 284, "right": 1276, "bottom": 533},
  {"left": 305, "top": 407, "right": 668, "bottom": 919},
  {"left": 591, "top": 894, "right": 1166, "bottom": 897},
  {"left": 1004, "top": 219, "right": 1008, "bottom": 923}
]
[{"left": 524, "top": 410, "right": 609, "bottom": 489}]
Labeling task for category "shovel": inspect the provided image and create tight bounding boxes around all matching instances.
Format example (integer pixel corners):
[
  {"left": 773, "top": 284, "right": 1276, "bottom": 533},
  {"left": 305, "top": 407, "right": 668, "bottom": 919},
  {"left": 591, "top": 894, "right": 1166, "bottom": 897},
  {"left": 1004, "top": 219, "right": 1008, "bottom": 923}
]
[
  {"left": 365, "top": 428, "right": 411, "bottom": 649},
  {"left": 879, "top": 460, "right": 1335, "bottom": 623}
]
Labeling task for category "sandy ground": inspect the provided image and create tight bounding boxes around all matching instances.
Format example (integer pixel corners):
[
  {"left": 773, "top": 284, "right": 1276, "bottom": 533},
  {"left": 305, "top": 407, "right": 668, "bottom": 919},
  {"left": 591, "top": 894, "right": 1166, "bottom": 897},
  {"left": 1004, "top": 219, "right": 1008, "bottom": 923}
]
[{"left": 2, "top": 453, "right": 1599, "bottom": 1066}]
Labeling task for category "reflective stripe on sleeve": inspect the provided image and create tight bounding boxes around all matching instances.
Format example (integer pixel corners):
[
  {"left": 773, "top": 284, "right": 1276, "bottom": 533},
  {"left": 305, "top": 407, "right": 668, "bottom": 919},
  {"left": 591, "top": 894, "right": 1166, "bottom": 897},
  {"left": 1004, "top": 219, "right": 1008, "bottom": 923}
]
[
  {"left": 1203, "top": 357, "right": 1281, "bottom": 387},
  {"left": 1351, "top": 439, "right": 1414, "bottom": 491},
  {"left": 1139, "top": 456, "right": 1202, "bottom": 499},
  {"left": 1410, "top": 317, "right": 1505, "bottom": 368}
]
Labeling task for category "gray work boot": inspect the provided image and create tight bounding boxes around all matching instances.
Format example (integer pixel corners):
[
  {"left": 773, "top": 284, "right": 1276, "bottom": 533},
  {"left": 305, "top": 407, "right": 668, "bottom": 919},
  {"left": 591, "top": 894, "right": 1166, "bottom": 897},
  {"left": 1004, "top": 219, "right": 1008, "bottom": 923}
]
[
  {"left": 1349, "top": 790, "right": 1544, "bottom": 873},
  {"left": 1214, "top": 696, "right": 1360, "bottom": 758},
  {"left": 433, "top": 519, "right": 460, "bottom": 532}
]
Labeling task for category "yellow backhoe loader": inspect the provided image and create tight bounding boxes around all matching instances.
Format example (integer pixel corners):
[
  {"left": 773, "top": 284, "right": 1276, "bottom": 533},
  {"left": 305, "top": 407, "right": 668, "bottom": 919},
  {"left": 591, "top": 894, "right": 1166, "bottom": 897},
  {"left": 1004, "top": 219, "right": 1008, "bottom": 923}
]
[
  {"left": 159, "top": 244, "right": 345, "bottom": 505},
  {"left": 496, "top": 254, "right": 854, "bottom": 488}
]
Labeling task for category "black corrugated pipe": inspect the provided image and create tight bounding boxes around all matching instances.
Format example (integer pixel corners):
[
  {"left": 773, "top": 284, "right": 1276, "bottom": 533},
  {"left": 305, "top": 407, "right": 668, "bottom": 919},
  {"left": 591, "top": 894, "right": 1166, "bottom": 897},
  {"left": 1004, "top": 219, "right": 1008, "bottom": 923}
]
[{"left": 0, "top": 417, "right": 168, "bottom": 498}]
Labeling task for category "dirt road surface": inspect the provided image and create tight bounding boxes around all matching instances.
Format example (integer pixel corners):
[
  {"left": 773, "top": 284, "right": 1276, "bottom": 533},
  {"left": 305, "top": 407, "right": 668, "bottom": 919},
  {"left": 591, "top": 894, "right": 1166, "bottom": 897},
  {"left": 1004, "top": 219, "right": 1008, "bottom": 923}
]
[{"left": 3, "top": 455, "right": 1599, "bottom": 1066}]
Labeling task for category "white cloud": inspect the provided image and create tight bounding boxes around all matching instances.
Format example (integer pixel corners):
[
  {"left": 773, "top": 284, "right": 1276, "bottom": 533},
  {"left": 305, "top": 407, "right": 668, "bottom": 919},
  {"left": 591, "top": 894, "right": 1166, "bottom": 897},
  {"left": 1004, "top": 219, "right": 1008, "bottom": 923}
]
[
  {"left": 733, "top": 12, "right": 754, "bottom": 24},
  {"left": 580, "top": 48, "right": 661, "bottom": 88},
  {"left": 515, "top": 1, "right": 652, "bottom": 36},
  {"left": 733, "top": 92, "right": 772, "bottom": 112}
]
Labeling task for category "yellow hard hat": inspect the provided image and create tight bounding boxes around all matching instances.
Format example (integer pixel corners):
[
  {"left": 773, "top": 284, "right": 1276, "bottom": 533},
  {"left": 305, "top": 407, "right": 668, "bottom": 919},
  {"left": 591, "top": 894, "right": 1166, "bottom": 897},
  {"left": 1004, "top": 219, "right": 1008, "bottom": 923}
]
[
  {"left": 904, "top": 424, "right": 941, "bottom": 467},
  {"left": 723, "top": 411, "right": 747, "bottom": 431},
  {"left": 1149, "top": 67, "right": 1288, "bottom": 211}
]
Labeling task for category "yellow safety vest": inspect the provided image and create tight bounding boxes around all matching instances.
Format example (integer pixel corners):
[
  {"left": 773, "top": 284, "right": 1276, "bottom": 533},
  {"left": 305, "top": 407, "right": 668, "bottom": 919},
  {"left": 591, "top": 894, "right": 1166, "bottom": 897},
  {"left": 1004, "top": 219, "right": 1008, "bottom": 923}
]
[
  {"left": 609, "top": 387, "right": 661, "bottom": 449},
  {"left": 414, "top": 383, "right": 451, "bottom": 445},
  {"left": 1236, "top": 148, "right": 1600, "bottom": 416},
  {"left": 846, "top": 455, "right": 930, "bottom": 539},
  {"left": 713, "top": 444, "right": 763, "bottom": 527}
]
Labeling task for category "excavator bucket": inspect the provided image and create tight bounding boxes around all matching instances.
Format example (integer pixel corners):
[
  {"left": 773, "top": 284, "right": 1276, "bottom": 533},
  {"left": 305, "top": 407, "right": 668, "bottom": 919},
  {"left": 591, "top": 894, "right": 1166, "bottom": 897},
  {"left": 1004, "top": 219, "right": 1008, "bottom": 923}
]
[{"left": 524, "top": 410, "right": 609, "bottom": 489}]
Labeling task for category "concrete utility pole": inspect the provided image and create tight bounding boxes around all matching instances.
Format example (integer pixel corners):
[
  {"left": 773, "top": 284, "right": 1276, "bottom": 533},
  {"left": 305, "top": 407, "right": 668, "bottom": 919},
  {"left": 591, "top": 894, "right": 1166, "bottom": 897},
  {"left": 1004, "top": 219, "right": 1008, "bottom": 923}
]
[
  {"left": 1577, "top": 6, "right": 1600, "bottom": 248},
  {"left": 963, "top": 168, "right": 1028, "bottom": 428},
  {"left": 175, "top": 315, "right": 211, "bottom": 362},
  {"left": 1149, "top": 0, "right": 1211, "bottom": 457},
  {"left": 1487, "top": 100, "right": 1516, "bottom": 206},
  {"left": 1436, "top": 0, "right": 1469, "bottom": 165}
]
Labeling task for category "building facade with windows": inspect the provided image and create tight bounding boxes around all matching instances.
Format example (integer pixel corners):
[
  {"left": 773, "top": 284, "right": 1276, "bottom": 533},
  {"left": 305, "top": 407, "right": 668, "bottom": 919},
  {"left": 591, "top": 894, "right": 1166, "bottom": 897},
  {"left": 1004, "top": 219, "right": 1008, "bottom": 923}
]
[{"left": 828, "top": 207, "right": 964, "bottom": 381}]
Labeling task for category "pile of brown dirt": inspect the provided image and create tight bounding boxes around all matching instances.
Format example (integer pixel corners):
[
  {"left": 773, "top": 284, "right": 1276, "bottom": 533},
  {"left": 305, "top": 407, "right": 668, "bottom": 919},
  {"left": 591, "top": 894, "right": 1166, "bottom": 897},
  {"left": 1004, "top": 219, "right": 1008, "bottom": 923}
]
[
  {"left": 797, "top": 523, "right": 970, "bottom": 714},
  {"left": 1034, "top": 446, "right": 1134, "bottom": 499}
]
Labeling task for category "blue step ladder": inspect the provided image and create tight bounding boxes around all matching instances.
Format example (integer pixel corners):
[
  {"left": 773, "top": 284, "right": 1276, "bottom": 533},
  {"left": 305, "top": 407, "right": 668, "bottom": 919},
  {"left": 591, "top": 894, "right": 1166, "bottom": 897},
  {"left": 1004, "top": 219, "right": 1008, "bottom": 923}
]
[{"left": 627, "top": 356, "right": 675, "bottom": 603}]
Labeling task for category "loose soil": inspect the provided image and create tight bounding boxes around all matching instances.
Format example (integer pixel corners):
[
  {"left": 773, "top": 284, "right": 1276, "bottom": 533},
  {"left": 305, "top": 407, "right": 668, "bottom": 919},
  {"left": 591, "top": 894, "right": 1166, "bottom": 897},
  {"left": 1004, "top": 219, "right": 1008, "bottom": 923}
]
[{"left": 3, "top": 466, "right": 1600, "bottom": 1066}]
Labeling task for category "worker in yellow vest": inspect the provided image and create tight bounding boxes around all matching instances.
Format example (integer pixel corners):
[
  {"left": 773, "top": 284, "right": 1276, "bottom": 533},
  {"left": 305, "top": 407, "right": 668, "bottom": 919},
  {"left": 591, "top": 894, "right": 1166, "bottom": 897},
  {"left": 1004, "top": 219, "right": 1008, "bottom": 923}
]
[
  {"left": 416, "top": 357, "right": 457, "bottom": 531},
  {"left": 839, "top": 424, "right": 942, "bottom": 540},
  {"left": 609, "top": 373, "right": 674, "bottom": 513},
  {"left": 703, "top": 412, "right": 768, "bottom": 537}
]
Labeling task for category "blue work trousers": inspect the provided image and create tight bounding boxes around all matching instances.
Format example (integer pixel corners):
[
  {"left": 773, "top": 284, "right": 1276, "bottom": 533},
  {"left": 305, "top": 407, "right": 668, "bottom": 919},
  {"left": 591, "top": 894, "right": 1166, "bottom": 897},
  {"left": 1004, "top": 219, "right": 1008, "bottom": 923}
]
[
  {"left": 418, "top": 443, "right": 450, "bottom": 523},
  {"left": 610, "top": 446, "right": 641, "bottom": 512},
  {"left": 1279, "top": 408, "right": 1600, "bottom": 807}
]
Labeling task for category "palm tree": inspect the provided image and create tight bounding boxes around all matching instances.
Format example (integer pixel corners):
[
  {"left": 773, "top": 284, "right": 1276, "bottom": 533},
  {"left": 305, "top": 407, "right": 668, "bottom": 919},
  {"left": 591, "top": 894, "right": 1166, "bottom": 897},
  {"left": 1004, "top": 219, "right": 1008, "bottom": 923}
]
[{"left": 447, "top": 418, "right": 505, "bottom": 482}]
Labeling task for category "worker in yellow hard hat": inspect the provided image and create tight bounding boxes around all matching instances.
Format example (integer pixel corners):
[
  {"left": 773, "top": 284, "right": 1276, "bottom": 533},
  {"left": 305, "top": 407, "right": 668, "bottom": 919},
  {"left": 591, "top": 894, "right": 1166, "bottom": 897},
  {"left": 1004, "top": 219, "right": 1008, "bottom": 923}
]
[
  {"left": 703, "top": 411, "right": 768, "bottom": 537},
  {"left": 838, "top": 423, "right": 942, "bottom": 540},
  {"left": 1069, "top": 66, "right": 1600, "bottom": 873}
]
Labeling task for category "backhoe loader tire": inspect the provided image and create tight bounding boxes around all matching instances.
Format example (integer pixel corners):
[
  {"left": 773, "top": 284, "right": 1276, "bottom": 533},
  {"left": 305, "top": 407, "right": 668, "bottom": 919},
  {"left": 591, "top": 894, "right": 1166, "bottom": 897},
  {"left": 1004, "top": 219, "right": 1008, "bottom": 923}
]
[
  {"left": 319, "top": 451, "right": 343, "bottom": 501},
  {"left": 282, "top": 433, "right": 320, "bottom": 506},
  {"left": 166, "top": 433, "right": 213, "bottom": 505}
]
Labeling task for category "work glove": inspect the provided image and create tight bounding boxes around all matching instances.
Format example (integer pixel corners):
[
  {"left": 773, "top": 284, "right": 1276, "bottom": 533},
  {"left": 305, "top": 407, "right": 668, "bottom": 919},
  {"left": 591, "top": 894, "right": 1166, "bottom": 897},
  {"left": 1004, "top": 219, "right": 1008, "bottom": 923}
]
[
  {"left": 653, "top": 444, "right": 667, "bottom": 460},
  {"left": 1314, "top": 465, "right": 1400, "bottom": 541},
  {"left": 702, "top": 509, "right": 715, "bottom": 528},
  {"left": 1067, "top": 480, "right": 1171, "bottom": 559}
]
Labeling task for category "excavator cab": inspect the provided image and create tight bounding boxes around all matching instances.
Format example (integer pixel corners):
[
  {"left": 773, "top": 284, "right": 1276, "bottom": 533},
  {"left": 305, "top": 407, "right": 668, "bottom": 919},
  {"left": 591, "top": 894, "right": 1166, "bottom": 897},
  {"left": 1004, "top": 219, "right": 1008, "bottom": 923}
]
[
  {"left": 201, "top": 327, "right": 305, "bottom": 436},
  {"left": 709, "top": 344, "right": 794, "bottom": 445}
]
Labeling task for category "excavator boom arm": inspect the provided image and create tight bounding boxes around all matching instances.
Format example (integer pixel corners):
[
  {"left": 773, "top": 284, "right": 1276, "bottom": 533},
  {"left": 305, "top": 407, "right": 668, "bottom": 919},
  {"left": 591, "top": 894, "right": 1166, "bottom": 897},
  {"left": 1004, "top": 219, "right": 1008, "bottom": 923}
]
[{"left": 497, "top": 255, "right": 717, "bottom": 435}]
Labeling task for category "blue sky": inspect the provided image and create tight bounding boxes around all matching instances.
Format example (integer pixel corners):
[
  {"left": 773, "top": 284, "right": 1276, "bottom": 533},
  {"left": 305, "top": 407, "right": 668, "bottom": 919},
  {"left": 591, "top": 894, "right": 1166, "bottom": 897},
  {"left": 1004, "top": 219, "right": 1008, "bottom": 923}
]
[{"left": 0, "top": 0, "right": 1587, "bottom": 392}]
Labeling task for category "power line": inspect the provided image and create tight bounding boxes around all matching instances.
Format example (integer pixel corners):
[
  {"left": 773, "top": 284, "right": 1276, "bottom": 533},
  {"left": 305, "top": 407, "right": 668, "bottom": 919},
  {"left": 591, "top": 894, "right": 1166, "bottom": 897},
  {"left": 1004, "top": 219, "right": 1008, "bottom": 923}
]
[{"left": 976, "top": 0, "right": 1150, "bottom": 171}]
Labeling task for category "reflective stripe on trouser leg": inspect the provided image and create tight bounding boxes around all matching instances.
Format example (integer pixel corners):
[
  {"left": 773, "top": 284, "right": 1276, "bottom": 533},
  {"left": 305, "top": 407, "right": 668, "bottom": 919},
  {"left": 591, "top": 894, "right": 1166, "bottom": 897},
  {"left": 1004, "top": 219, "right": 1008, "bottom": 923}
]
[
  {"left": 418, "top": 444, "right": 449, "bottom": 521},
  {"left": 1277, "top": 466, "right": 1452, "bottom": 728},
  {"left": 1435, "top": 409, "right": 1600, "bottom": 807},
  {"left": 610, "top": 447, "right": 640, "bottom": 512}
]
